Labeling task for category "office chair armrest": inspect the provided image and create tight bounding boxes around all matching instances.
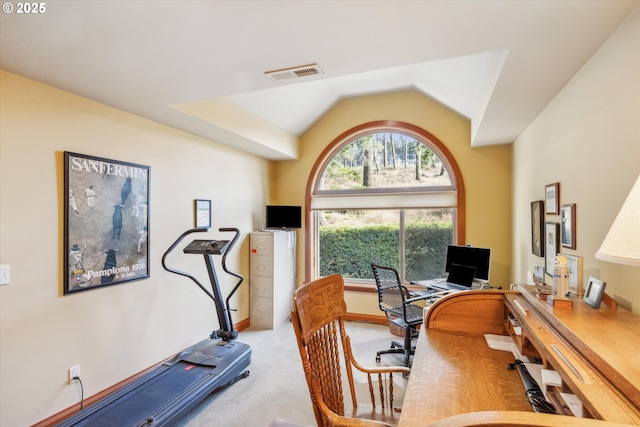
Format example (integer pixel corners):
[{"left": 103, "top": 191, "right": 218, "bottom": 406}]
[{"left": 400, "top": 284, "right": 412, "bottom": 299}]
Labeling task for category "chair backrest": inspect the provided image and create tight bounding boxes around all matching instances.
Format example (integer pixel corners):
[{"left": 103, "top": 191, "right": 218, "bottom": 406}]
[
  {"left": 291, "top": 274, "right": 355, "bottom": 425},
  {"left": 371, "top": 264, "right": 411, "bottom": 323}
]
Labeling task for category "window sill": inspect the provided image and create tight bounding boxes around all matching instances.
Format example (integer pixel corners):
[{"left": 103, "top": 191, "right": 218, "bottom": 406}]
[
  {"left": 344, "top": 282, "right": 377, "bottom": 293},
  {"left": 344, "top": 281, "right": 429, "bottom": 294}
]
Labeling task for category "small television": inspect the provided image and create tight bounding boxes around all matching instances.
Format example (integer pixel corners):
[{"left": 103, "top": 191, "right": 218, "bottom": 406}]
[
  {"left": 445, "top": 245, "right": 491, "bottom": 281},
  {"left": 265, "top": 205, "right": 302, "bottom": 229}
]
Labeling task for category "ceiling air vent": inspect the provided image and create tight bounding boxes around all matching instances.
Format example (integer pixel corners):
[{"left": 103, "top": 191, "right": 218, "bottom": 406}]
[{"left": 265, "top": 63, "right": 324, "bottom": 81}]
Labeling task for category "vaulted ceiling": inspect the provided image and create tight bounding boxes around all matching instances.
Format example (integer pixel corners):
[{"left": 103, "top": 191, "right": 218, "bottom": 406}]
[{"left": 1, "top": 1, "right": 637, "bottom": 159}]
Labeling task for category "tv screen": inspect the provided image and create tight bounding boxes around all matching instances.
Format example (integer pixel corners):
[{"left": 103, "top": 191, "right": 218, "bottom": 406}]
[
  {"left": 445, "top": 245, "right": 491, "bottom": 281},
  {"left": 265, "top": 205, "right": 302, "bottom": 229}
]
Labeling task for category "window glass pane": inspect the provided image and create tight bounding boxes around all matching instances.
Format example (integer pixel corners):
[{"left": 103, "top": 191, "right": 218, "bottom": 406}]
[
  {"left": 318, "top": 210, "right": 399, "bottom": 279},
  {"left": 404, "top": 208, "right": 454, "bottom": 282},
  {"left": 318, "top": 132, "right": 451, "bottom": 191},
  {"left": 317, "top": 208, "right": 454, "bottom": 282}
]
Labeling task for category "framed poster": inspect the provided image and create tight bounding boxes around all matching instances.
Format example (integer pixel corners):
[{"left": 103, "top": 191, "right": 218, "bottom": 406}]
[
  {"left": 531, "top": 200, "right": 544, "bottom": 257},
  {"left": 545, "top": 182, "right": 560, "bottom": 215},
  {"left": 64, "top": 152, "right": 150, "bottom": 294},
  {"left": 544, "top": 222, "right": 560, "bottom": 277},
  {"left": 561, "top": 203, "right": 576, "bottom": 249}
]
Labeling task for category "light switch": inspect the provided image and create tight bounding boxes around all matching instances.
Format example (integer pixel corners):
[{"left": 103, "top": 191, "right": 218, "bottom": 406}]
[{"left": 0, "top": 265, "right": 10, "bottom": 285}]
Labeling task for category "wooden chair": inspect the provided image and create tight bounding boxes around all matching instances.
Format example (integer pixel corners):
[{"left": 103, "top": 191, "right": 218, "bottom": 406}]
[{"left": 291, "top": 274, "right": 411, "bottom": 427}]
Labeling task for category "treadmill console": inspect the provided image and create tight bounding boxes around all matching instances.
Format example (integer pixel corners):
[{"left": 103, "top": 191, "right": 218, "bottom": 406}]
[{"left": 183, "top": 239, "right": 230, "bottom": 255}]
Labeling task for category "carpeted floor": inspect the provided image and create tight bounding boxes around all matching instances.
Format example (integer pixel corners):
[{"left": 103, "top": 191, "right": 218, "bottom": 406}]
[{"left": 175, "top": 320, "right": 409, "bottom": 427}]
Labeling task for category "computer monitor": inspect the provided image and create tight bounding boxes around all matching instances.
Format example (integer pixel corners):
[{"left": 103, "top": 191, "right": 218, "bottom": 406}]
[
  {"left": 265, "top": 205, "right": 302, "bottom": 229},
  {"left": 445, "top": 245, "right": 491, "bottom": 281}
]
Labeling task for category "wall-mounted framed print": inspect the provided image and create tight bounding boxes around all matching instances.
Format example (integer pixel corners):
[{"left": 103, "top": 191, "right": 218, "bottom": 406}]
[
  {"left": 545, "top": 182, "right": 560, "bottom": 214},
  {"left": 583, "top": 276, "right": 606, "bottom": 309},
  {"left": 531, "top": 200, "right": 545, "bottom": 257},
  {"left": 64, "top": 152, "right": 150, "bottom": 294},
  {"left": 564, "top": 254, "right": 584, "bottom": 296},
  {"left": 561, "top": 203, "right": 576, "bottom": 249},
  {"left": 195, "top": 199, "right": 211, "bottom": 229},
  {"left": 545, "top": 222, "right": 560, "bottom": 277}
]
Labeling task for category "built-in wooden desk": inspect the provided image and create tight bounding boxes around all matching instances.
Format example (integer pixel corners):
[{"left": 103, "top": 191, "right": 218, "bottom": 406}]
[{"left": 399, "top": 287, "right": 640, "bottom": 427}]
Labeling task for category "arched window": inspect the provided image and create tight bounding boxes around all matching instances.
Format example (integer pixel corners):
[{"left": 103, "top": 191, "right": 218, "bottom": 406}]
[{"left": 305, "top": 121, "right": 465, "bottom": 285}]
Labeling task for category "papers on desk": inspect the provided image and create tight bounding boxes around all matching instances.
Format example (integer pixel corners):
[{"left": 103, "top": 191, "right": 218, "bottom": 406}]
[
  {"left": 561, "top": 392, "right": 584, "bottom": 417},
  {"left": 541, "top": 369, "right": 562, "bottom": 387},
  {"left": 483, "top": 334, "right": 531, "bottom": 363},
  {"left": 508, "top": 315, "right": 522, "bottom": 335},
  {"left": 484, "top": 334, "right": 516, "bottom": 352}
]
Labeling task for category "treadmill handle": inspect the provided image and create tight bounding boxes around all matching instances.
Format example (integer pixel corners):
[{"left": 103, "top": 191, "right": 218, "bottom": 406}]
[
  {"left": 218, "top": 228, "right": 245, "bottom": 310},
  {"left": 161, "top": 228, "right": 213, "bottom": 300}
]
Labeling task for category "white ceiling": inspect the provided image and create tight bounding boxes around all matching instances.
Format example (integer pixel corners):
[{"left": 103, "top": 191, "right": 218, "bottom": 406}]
[{"left": 1, "top": 1, "right": 638, "bottom": 160}]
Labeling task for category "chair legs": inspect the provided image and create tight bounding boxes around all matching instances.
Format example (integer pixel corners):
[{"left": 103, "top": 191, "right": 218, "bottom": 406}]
[{"left": 376, "top": 326, "right": 416, "bottom": 367}]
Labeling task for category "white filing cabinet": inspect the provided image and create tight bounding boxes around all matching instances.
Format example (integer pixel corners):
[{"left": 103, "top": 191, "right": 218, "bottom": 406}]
[{"left": 249, "top": 230, "right": 296, "bottom": 329}]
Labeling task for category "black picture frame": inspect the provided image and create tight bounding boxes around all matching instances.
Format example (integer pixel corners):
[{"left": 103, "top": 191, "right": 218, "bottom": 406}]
[
  {"left": 531, "top": 200, "right": 544, "bottom": 257},
  {"left": 195, "top": 199, "right": 211, "bottom": 229},
  {"left": 583, "top": 276, "right": 606, "bottom": 309},
  {"left": 561, "top": 203, "right": 576, "bottom": 249},
  {"left": 64, "top": 151, "right": 150, "bottom": 294},
  {"left": 544, "top": 222, "right": 560, "bottom": 277}
]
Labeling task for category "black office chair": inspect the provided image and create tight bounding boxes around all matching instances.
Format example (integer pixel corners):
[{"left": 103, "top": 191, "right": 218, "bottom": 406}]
[{"left": 371, "top": 263, "right": 424, "bottom": 368}]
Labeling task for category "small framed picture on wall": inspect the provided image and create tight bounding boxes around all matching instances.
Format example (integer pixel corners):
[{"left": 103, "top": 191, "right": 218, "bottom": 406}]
[
  {"left": 545, "top": 222, "right": 560, "bottom": 277},
  {"left": 561, "top": 203, "right": 576, "bottom": 249},
  {"left": 195, "top": 199, "right": 212, "bottom": 229},
  {"left": 531, "top": 200, "right": 544, "bottom": 257},
  {"left": 545, "top": 182, "right": 560, "bottom": 215}
]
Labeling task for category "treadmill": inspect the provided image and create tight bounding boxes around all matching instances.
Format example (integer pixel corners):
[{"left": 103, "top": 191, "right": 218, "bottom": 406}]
[{"left": 58, "top": 228, "right": 251, "bottom": 427}]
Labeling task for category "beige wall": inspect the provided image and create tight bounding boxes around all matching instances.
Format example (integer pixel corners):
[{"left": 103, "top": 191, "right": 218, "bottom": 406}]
[
  {"left": 274, "top": 90, "right": 513, "bottom": 315},
  {"left": 0, "top": 71, "right": 270, "bottom": 426},
  {"left": 512, "top": 8, "right": 640, "bottom": 314}
]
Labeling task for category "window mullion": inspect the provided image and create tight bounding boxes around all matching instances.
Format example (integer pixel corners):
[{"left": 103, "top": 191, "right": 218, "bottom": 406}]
[{"left": 399, "top": 210, "right": 405, "bottom": 282}]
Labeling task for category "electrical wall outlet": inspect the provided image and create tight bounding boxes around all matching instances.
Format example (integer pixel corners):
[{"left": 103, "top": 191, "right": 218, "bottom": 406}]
[{"left": 68, "top": 365, "right": 80, "bottom": 384}]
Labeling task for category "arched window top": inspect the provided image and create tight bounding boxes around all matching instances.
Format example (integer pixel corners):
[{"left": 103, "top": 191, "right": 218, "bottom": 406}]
[
  {"left": 316, "top": 130, "right": 454, "bottom": 194},
  {"left": 310, "top": 121, "right": 461, "bottom": 199}
]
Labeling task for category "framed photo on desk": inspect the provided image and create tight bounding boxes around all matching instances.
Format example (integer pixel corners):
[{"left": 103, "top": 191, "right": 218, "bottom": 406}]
[{"left": 583, "top": 277, "right": 606, "bottom": 309}]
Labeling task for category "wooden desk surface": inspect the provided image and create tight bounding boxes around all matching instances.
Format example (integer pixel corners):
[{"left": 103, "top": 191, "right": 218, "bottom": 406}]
[
  {"left": 399, "top": 289, "right": 640, "bottom": 426},
  {"left": 399, "top": 327, "right": 531, "bottom": 426}
]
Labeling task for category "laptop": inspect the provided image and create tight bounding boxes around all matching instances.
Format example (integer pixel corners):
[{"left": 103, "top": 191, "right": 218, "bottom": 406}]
[{"left": 427, "top": 263, "right": 477, "bottom": 291}]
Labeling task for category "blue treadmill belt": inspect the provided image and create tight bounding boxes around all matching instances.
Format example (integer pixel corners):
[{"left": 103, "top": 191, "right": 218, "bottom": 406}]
[
  {"left": 58, "top": 338, "right": 252, "bottom": 427},
  {"left": 67, "top": 362, "right": 216, "bottom": 427}
]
